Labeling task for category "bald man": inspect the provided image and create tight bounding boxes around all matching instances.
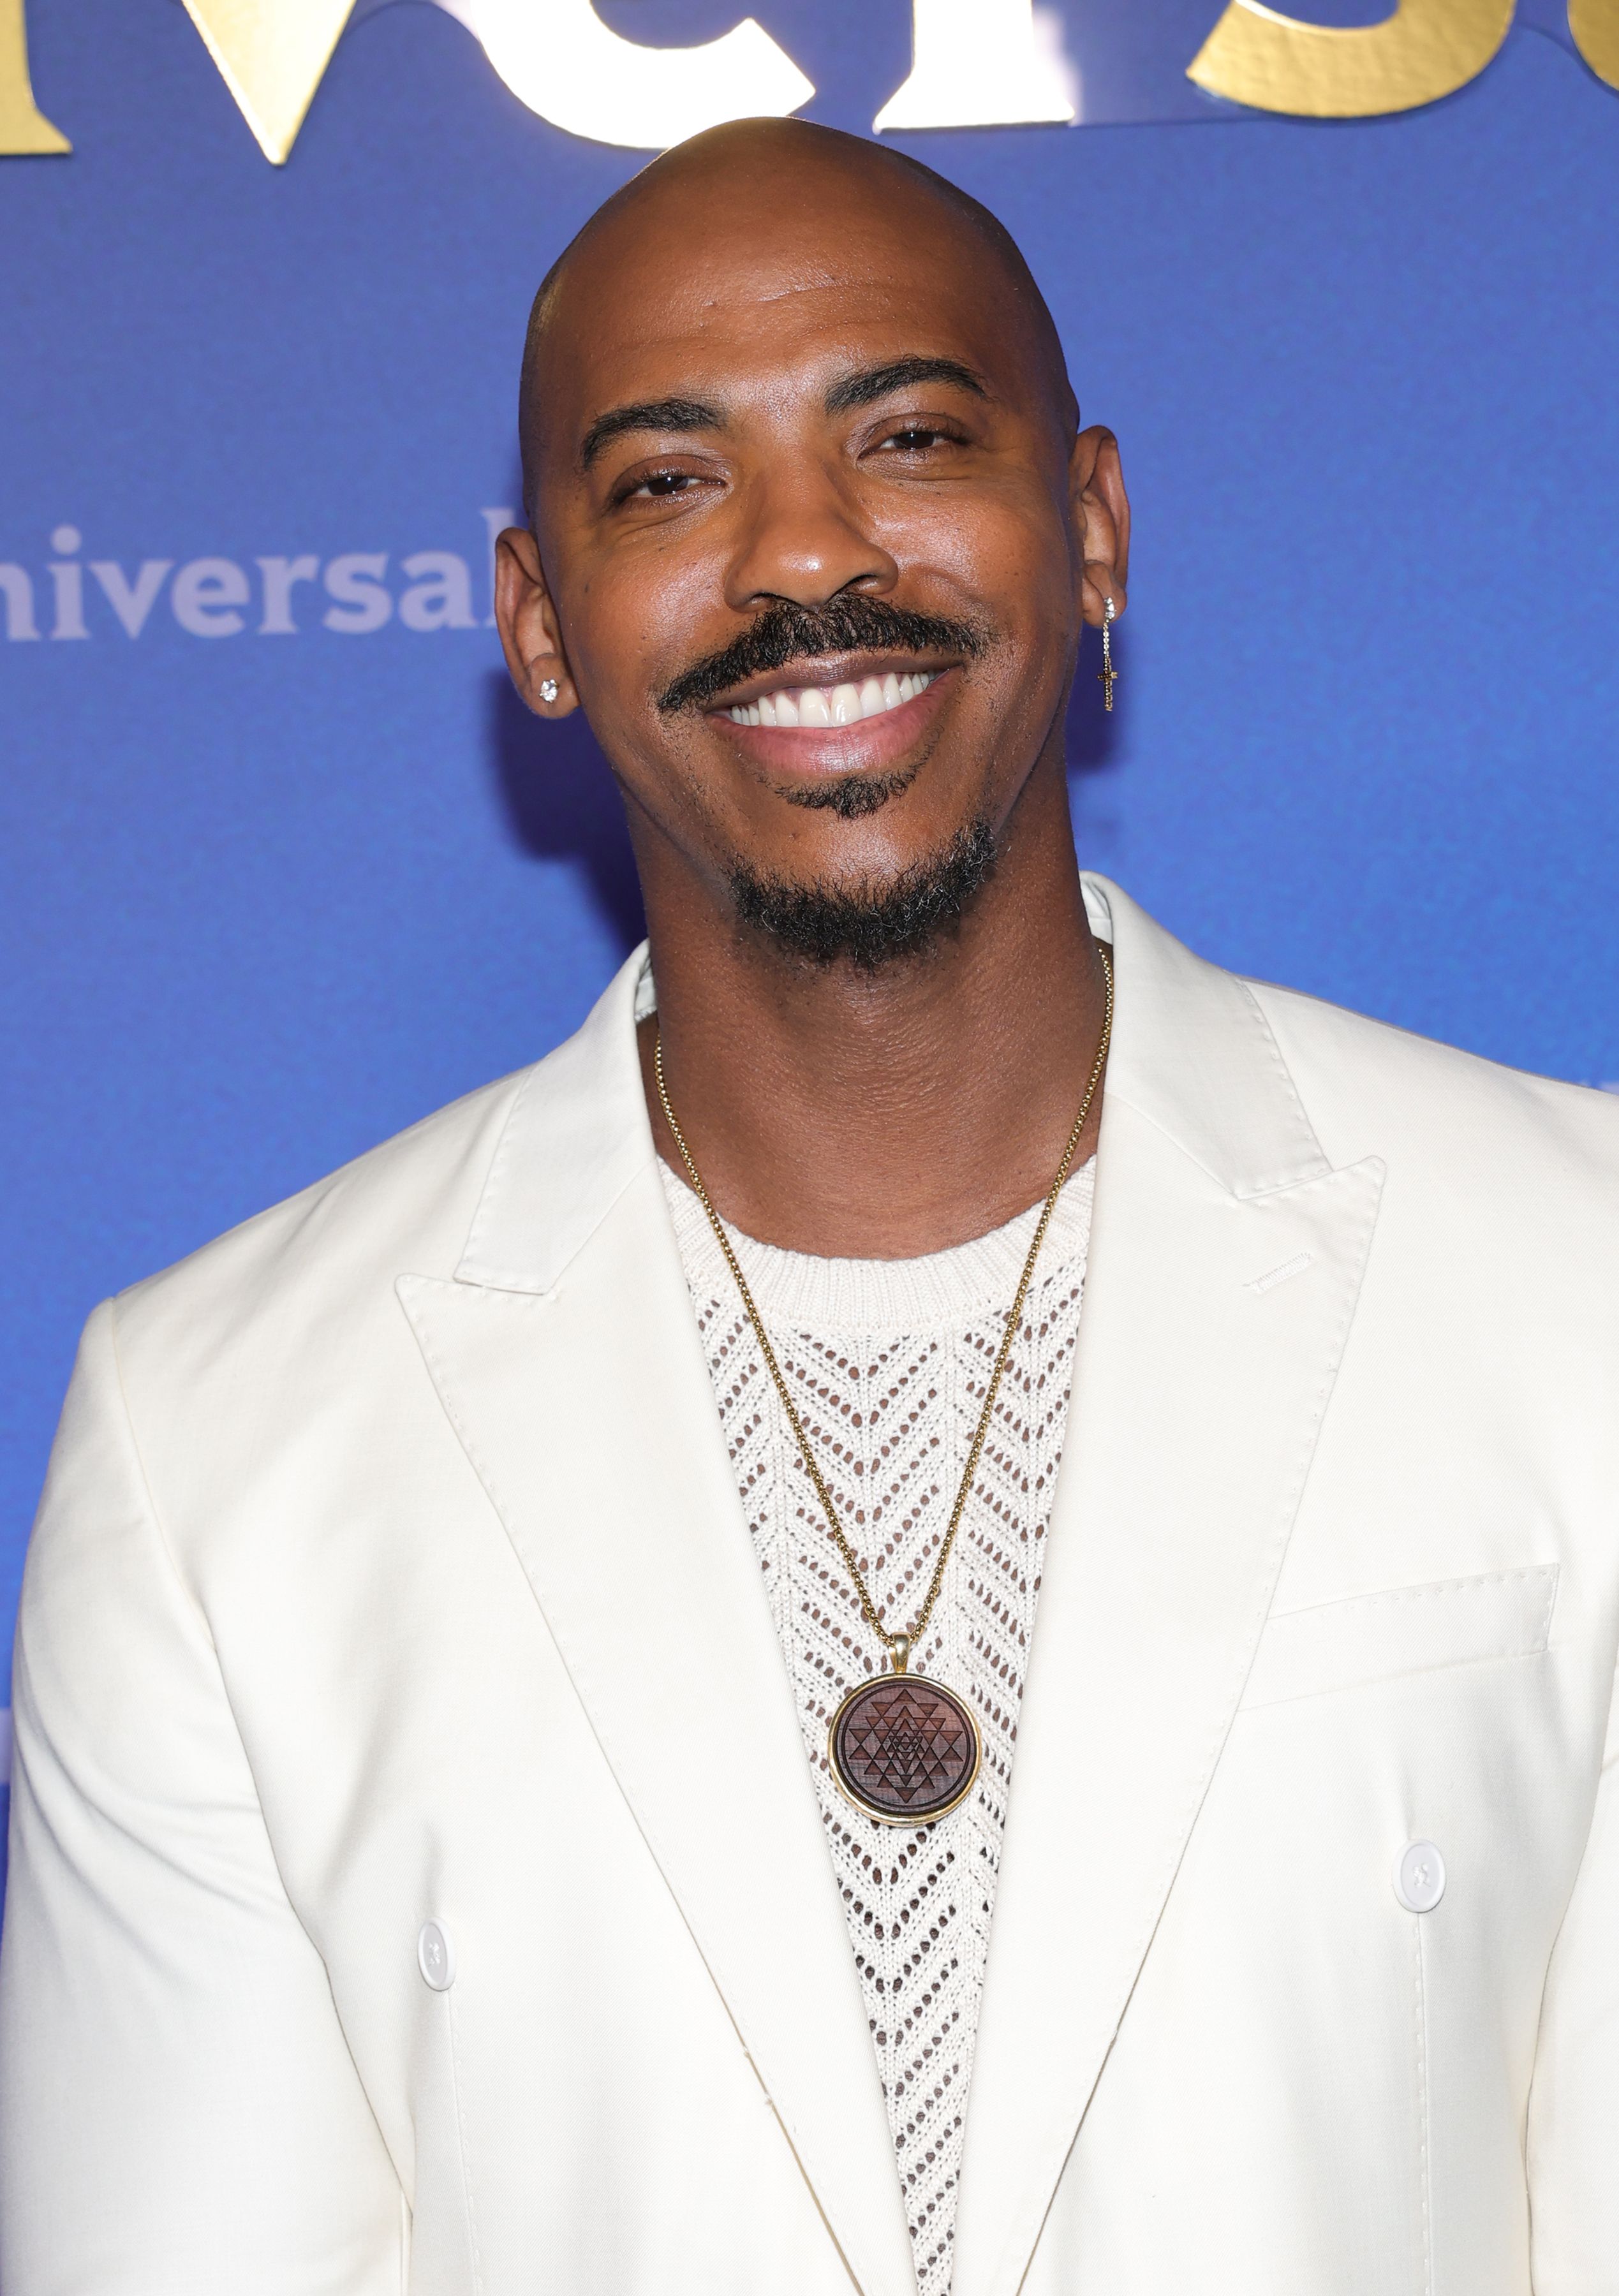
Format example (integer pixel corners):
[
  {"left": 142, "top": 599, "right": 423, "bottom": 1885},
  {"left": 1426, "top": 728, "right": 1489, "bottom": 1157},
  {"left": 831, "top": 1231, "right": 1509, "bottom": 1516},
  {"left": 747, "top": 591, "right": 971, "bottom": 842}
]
[{"left": 4, "top": 122, "right": 1618, "bottom": 2296}]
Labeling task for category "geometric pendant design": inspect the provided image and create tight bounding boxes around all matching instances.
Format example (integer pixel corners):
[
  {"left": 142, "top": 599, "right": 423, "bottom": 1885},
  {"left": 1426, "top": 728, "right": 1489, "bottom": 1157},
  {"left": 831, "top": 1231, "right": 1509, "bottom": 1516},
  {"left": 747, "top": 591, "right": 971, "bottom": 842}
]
[{"left": 829, "top": 1672, "right": 981, "bottom": 1827}]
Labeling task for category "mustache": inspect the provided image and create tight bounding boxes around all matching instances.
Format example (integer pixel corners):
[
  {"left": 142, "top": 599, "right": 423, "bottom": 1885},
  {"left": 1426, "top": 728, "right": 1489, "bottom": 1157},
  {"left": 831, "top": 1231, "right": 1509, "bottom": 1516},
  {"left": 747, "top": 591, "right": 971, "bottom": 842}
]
[{"left": 656, "top": 596, "right": 989, "bottom": 716}]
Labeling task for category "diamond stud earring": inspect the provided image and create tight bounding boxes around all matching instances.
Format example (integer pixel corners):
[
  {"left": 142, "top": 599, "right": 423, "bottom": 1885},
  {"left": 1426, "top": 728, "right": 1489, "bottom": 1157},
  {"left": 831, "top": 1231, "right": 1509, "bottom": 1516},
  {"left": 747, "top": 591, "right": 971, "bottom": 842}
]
[{"left": 538, "top": 678, "right": 559, "bottom": 704}]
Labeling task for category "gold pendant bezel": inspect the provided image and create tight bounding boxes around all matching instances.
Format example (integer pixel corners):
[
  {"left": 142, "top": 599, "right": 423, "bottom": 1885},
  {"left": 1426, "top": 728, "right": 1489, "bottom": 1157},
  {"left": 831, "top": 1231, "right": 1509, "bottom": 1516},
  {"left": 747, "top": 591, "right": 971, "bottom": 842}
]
[{"left": 826, "top": 1671, "right": 982, "bottom": 1827}]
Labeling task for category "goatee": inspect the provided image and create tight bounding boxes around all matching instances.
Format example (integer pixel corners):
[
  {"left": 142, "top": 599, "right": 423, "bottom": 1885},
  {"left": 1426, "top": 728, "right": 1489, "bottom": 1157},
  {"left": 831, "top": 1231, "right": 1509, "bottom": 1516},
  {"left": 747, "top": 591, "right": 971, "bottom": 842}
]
[{"left": 728, "top": 820, "right": 997, "bottom": 973}]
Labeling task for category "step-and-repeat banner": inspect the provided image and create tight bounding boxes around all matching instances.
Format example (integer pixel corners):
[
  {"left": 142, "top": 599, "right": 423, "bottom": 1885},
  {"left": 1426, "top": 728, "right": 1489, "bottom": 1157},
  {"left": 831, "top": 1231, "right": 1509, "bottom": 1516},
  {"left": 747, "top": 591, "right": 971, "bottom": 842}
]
[{"left": 3, "top": 0, "right": 1618, "bottom": 1825}]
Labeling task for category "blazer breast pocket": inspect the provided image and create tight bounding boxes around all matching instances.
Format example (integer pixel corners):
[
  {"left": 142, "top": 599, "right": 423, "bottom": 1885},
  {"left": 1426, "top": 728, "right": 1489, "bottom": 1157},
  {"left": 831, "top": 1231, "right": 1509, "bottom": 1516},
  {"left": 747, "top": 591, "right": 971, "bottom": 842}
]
[{"left": 1241, "top": 1565, "right": 1560, "bottom": 1711}]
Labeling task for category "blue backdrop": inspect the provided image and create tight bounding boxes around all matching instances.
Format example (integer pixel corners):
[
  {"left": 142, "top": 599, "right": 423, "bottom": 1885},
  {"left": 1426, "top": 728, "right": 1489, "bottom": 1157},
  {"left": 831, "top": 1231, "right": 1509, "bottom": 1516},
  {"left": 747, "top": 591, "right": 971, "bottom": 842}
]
[{"left": 3, "top": 0, "right": 1618, "bottom": 1800}]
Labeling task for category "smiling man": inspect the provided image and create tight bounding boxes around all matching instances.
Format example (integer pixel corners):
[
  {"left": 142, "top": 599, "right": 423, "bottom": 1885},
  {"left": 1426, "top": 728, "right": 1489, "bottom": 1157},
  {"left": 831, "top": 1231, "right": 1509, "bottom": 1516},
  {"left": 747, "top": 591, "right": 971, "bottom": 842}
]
[{"left": 4, "top": 121, "right": 1619, "bottom": 2296}]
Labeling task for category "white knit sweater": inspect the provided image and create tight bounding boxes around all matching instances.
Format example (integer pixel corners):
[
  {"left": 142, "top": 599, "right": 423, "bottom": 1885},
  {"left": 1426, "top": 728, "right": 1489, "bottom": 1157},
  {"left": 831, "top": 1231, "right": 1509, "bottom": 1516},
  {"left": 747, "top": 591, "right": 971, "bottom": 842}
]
[{"left": 663, "top": 1159, "right": 1094, "bottom": 2296}]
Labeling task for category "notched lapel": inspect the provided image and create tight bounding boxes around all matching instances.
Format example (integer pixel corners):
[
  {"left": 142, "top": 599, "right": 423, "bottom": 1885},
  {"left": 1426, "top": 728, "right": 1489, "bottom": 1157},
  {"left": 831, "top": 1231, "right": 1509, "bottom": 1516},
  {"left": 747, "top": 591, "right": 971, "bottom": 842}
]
[
  {"left": 954, "top": 908, "right": 1385, "bottom": 2296},
  {"left": 399, "top": 1166, "right": 917, "bottom": 2296}
]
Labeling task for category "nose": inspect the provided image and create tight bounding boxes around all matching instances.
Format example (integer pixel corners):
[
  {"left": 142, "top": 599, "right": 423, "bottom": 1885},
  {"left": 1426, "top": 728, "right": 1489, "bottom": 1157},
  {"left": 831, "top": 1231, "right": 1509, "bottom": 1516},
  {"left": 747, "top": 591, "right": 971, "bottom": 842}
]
[{"left": 723, "top": 458, "right": 899, "bottom": 614}]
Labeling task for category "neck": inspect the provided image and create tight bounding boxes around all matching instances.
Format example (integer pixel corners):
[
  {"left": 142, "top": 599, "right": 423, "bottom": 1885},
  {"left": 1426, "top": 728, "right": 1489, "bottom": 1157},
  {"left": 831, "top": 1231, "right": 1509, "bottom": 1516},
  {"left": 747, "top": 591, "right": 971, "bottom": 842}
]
[{"left": 636, "top": 754, "right": 1108, "bottom": 1260}]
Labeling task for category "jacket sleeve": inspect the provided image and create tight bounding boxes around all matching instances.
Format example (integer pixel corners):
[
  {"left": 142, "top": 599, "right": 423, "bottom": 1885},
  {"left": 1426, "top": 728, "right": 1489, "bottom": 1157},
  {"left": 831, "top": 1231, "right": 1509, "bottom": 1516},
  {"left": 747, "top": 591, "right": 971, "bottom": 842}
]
[
  {"left": 1527, "top": 1656, "right": 1619, "bottom": 2288},
  {"left": 0, "top": 1300, "right": 405, "bottom": 2295}
]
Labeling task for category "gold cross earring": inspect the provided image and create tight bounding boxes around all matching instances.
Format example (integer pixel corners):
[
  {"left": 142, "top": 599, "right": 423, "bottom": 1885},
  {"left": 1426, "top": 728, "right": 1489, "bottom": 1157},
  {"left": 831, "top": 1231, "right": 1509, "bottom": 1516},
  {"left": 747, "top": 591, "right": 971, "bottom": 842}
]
[{"left": 1098, "top": 598, "right": 1118, "bottom": 713}]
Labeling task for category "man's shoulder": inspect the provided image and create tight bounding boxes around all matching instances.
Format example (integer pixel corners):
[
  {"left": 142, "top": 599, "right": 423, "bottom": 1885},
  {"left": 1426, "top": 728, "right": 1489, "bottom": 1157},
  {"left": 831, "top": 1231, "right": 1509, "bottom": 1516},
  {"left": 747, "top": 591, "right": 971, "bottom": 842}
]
[
  {"left": 1248, "top": 973, "right": 1619, "bottom": 1191},
  {"left": 92, "top": 940, "right": 651, "bottom": 1448},
  {"left": 111, "top": 1061, "right": 535, "bottom": 1371}
]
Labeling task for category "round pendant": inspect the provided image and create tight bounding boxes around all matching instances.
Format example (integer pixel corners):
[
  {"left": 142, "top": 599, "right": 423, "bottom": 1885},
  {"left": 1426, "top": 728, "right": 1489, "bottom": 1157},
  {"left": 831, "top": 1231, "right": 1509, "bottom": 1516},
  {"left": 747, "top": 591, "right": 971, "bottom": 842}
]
[{"left": 827, "top": 1671, "right": 982, "bottom": 1826}]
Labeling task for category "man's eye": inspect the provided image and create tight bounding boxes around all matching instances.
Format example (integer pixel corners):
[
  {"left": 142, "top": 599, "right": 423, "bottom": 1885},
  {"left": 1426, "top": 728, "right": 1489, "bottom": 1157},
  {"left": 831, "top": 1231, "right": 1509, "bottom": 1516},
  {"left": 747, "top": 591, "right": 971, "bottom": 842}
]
[
  {"left": 612, "top": 467, "right": 703, "bottom": 506},
  {"left": 885, "top": 426, "right": 949, "bottom": 452}
]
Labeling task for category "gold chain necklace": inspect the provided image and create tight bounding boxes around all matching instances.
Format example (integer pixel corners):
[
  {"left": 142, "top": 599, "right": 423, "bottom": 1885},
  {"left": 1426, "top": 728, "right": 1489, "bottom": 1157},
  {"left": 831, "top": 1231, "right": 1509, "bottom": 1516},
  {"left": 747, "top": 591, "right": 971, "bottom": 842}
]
[{"left": 654, "top": 944, "right": 1113, "bottom": 1827}]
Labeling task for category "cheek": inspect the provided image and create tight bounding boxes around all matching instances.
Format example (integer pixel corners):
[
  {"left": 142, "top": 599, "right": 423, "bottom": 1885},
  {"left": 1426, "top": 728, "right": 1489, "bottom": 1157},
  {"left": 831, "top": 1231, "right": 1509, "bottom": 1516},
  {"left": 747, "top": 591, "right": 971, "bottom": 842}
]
[
  {"left": 556, "top": 531, "right": 725, "bottom": 710},
  {"left": 874, "top": 488, "right": 1078, "bottom": 633}
]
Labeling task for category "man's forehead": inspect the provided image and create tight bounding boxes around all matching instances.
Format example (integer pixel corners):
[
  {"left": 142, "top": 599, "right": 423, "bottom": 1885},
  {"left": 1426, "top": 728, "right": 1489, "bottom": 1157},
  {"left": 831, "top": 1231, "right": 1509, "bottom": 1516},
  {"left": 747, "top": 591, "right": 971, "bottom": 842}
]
[
  {"left": 540, "top": 231, "right": 1026, "bottom": 429},
  {"left": 520, "top": 123, "right": 1076, "bottom": 496},
  {"left": 567, "top": 288, "right": 995, "bottom": 384},
  {"left": 552, "top": 194, "right": 997, "bottom": 344}
]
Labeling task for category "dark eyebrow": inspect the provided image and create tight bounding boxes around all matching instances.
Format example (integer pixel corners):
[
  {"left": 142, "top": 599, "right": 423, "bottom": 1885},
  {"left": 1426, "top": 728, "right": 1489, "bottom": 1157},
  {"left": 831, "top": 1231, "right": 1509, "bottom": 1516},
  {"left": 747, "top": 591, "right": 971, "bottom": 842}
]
[
  {"left": 824, "top": 357, "right": 991, "bottom": 416},
  {"left": 579, "top": 395, "right": 723, "bottom": 472}
]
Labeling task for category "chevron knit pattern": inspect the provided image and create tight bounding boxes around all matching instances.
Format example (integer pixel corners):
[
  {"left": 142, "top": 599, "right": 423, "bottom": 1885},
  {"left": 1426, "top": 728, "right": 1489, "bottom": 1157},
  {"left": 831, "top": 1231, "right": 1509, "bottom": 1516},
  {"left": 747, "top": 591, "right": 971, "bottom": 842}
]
[{"left": 662, "top": 1159, "right": 1093, "bottom": 2296}]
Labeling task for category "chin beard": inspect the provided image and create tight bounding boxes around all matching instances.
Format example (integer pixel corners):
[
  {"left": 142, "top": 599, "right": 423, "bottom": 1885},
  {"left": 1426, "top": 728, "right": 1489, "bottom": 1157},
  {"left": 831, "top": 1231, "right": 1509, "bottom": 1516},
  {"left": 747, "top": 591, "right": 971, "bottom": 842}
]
[{"left": 727, "top": 820, "right": 996, "bottom": 973}]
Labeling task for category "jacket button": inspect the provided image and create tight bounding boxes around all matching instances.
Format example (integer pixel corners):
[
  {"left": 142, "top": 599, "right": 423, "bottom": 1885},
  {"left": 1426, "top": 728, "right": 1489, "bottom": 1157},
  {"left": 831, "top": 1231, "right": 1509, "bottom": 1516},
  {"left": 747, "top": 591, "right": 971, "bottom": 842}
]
[
  {"left": 417, "top": 1920, "right": 456, "bottom": 1991},
  {"left": 1393, "top": 1841, "right": 1445, "bottom": 1913}
]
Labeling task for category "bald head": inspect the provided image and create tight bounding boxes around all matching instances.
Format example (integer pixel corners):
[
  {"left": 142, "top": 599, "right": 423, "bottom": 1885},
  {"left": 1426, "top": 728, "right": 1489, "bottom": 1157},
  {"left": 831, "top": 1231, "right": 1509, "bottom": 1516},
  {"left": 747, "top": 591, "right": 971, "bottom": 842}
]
[{"left": 519, "top": 119, "right": 1076, "bottom": 515}]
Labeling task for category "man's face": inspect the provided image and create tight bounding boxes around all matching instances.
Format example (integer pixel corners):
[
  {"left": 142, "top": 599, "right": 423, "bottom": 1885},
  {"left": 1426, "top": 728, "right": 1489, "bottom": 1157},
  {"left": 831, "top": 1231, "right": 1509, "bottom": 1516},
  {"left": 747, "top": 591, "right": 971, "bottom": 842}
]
[{"left": 500, "top": 147, "right": 1124, "bottom": 945}]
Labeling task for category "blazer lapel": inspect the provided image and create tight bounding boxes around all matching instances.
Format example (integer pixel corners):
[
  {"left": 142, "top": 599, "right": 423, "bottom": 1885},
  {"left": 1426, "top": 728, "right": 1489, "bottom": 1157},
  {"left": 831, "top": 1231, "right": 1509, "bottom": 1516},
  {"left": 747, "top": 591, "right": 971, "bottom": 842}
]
[
  {"left": 400, "top": 954, "right": 917, "bottom": 2296},
  {"left": 952, "top": 881, "right": 1384, "bottom": 2296}
]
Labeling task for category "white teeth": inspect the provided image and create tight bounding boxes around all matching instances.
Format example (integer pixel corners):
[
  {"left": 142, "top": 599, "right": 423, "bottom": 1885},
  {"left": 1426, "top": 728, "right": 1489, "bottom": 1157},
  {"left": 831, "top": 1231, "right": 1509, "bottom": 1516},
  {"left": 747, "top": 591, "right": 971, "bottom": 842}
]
[{"left": 726, "top": 669, "right": 935, "bottom": 728}]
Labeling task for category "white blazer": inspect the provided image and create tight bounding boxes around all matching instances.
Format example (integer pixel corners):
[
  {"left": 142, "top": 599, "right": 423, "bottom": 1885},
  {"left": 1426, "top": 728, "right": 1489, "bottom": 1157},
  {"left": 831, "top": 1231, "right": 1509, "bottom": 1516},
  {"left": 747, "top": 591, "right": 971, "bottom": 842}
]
[{"left": 3, "top": 878, "right": 1617, "bottom": 2296}]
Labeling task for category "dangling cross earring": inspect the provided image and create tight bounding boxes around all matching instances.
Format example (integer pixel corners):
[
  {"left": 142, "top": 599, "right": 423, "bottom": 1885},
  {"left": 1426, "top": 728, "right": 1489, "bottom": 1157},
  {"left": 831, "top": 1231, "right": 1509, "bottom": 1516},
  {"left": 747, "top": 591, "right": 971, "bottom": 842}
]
[
  {"left": 538, "top": 678, "right": 559, "bottom": 704},
  {"left": 1098, "top": 599, "right": 1118, "bottom": 714}
]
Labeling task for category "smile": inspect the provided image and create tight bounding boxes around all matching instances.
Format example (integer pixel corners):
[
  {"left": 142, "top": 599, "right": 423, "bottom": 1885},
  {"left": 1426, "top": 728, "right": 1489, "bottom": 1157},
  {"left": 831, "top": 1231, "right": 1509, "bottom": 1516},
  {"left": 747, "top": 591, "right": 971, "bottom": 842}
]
[{"left": 725, "top": 672, "right": 936, "bottom": 728}]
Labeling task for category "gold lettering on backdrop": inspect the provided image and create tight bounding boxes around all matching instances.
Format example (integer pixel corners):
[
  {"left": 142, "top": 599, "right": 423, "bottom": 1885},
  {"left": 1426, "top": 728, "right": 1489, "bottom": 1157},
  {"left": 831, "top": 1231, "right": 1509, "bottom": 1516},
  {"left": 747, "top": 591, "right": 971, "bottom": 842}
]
[
  {"left": 0, "top": 0, "right": 69, "bottom": 153},
  {"left": 181, "top": 0, "right": 356, "bottom": 164},
  {"left": 1570, "top": 0, "right": 1619, "bottom": 88},
  {"left": 6, "top": 0, "right": 1617, "bottom": 162},
  {"left": 1187, "top": 0, "right": 1513, "bottom": 116}
]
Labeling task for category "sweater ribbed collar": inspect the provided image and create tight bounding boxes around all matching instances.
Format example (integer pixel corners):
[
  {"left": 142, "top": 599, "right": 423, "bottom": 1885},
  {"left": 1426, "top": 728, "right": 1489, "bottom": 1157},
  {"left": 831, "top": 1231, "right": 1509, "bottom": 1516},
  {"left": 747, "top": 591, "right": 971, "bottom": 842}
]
[{"left": 660, "top": 1156, "right": 1095, "bottom": 1334}]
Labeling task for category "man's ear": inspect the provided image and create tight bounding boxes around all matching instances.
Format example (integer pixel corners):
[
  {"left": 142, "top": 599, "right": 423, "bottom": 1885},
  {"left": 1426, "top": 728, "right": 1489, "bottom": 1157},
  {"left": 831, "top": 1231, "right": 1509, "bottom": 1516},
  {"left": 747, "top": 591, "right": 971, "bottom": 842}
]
[
  {"left": 1069, "top": 425, "right": 1130, "bottom": 627},
  {"left": 494, "top": 525, "right": 580, "bottom": 716}
]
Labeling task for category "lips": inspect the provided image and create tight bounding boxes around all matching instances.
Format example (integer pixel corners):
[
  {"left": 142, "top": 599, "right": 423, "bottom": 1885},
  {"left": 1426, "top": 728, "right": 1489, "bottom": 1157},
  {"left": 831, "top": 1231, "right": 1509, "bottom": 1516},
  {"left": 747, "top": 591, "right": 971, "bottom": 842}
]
[{"left": 725, "top": 670, "right": 936, "bottom": 729}]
